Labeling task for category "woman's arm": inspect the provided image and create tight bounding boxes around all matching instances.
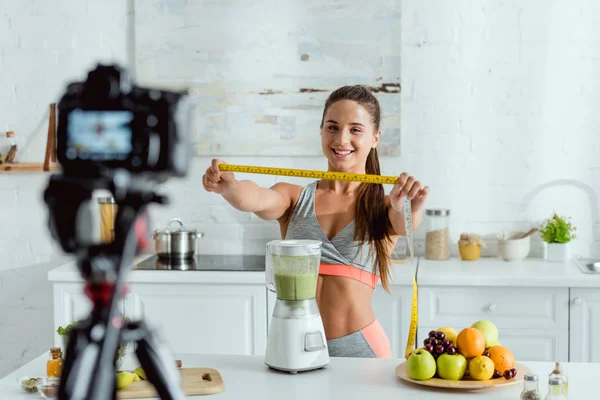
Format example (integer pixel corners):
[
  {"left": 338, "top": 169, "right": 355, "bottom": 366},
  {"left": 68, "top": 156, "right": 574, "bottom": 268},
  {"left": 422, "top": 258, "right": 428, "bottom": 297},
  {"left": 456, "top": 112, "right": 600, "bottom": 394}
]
[
  {"left": 202, "top": 159, "right": 294, "bottom": 221},
  {"left": 223, "top": 181, "right": 294, "bottom": 221},
  {"left": 387, "top": 172, "right": 429, "bottom": 236},
  {"left": 387, "top": 201, "right": 423, "bottom": 236}
]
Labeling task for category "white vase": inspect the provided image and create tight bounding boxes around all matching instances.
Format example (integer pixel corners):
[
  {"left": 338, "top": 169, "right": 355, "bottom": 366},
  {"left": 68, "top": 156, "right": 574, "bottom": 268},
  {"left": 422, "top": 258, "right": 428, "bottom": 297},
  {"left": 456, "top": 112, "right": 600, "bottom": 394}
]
[{"left": 546, "top": 242, "right": 570, "bottom": 261}]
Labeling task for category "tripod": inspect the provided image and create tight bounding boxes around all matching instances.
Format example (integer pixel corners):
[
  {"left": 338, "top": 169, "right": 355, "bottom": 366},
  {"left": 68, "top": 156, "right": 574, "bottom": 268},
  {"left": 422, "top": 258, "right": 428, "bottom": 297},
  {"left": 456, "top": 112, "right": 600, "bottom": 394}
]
[{"left": 45, "top": 175, "right": 186, "bottom": 400}]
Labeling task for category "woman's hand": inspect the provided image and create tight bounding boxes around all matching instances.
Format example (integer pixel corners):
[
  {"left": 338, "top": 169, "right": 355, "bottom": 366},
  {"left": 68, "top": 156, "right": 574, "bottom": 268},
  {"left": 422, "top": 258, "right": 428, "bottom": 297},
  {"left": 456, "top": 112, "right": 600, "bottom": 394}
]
[
  {"left": 390, "top": 172, "right": 429, "bottom": 213},
  {"left": 202, "top": 159, "right": 236, "bottom": 194}
]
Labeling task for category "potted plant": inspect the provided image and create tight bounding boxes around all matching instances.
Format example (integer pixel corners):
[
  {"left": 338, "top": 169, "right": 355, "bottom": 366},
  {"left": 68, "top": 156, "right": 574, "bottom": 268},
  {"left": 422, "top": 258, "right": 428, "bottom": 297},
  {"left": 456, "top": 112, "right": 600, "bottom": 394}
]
[
  {"left": 539, "top": 213, "right": 577, "bottom": 261},
  {"left": 57, "top": 319, "right": 131, "bottom": 370}
]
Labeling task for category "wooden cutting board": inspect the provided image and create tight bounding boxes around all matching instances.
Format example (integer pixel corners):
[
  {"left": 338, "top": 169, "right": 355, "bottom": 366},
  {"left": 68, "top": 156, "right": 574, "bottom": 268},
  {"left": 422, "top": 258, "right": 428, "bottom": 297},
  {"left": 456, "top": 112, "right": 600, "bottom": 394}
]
[{"left": 117, "top": 368, "right": 224, "bottom": 398}]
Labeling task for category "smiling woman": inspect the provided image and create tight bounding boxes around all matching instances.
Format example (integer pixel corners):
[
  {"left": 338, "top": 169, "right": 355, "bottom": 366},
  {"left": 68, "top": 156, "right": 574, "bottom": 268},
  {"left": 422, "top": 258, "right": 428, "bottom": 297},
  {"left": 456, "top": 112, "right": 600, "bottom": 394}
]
[{"left": 201, "top": 84, "right": 428, "bottom": 359}]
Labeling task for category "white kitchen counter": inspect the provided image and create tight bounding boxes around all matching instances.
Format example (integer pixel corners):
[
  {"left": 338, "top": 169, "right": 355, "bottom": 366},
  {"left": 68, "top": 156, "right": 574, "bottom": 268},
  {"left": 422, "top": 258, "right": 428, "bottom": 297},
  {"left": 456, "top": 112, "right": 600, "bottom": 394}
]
[
  {"left": 1, "top": 352, "right": 595, "bottom": 399},
  {"left": 47, "top": 255, "right": 416, "bottom": 286},
  {"left": 418, "top": 257, "right": 600, "bottom": 287}
]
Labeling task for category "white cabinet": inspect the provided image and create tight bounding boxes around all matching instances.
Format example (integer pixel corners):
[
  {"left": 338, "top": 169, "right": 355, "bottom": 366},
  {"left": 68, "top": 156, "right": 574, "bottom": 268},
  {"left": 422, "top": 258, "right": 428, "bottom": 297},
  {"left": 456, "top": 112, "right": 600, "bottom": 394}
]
[
  {"left": 52, "top": 281, "right": 267, "bottom": 357},
  {"left": 371, "top": 285, "right": 414, "bottom": 359},
  {"left": 417, "top": 286, "right": 570, "bottom": 362},
  {"left": 569, "top": 288, "right": 600, "bottom": 362},
  {"left": 126, "top": 283, "right": 267, "bottom": 356},
  {"left": 52, "top": 283, "right": 126, "bottom": 348}
]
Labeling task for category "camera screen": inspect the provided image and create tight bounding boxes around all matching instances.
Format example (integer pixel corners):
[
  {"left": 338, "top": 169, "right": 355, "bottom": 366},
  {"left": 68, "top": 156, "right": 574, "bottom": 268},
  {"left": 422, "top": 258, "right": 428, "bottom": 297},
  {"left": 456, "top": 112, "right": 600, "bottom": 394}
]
[{"left": 66, "top": 110, "right": 134, "bottom": 161}]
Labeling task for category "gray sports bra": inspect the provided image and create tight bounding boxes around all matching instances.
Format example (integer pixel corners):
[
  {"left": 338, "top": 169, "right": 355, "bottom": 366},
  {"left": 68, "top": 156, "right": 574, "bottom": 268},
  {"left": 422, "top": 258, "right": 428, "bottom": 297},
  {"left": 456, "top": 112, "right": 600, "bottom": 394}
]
[{"left": 284, "top": 181, "right": 376, "bottom": 276}]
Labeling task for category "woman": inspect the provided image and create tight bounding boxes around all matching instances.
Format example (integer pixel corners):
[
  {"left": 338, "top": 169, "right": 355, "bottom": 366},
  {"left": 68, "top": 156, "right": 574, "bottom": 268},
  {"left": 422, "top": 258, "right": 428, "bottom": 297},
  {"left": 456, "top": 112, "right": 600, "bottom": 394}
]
[{"left": 202, "top": 85, "right": 429, "bottom": 358}]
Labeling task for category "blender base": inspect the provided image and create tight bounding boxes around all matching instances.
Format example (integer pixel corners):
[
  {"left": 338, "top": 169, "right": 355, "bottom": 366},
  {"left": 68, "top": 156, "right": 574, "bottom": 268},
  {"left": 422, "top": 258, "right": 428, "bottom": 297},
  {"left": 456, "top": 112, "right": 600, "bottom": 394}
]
[{"left": 264, "top": 315, "right": 330, "bottom": 373}]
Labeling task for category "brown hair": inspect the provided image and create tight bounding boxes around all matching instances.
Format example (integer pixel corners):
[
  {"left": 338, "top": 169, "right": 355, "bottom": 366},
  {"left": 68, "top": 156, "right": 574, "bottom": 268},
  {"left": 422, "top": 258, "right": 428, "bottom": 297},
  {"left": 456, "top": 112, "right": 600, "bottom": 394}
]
[{"left": 320, "top": 85, "right": 393, "bottom": 293}]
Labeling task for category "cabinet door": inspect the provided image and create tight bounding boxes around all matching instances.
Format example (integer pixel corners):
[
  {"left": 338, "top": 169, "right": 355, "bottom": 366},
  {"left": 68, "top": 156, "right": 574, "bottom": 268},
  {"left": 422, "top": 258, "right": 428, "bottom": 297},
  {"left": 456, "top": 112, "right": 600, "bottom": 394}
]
[
  {"left": 570, "top": 288, "right": 600, "bottom": 362},
  {"left": 371, "top": 285, "right": 413, "bottom": 359},
  {"left": 418, "top": 286, "right": 569, "bottom": 330},
  {"left": 126, "top": 283, "right": 267, "bottom": 356},
  {"left": 52, "top": 283, "right": 126, "bottom": 347}
]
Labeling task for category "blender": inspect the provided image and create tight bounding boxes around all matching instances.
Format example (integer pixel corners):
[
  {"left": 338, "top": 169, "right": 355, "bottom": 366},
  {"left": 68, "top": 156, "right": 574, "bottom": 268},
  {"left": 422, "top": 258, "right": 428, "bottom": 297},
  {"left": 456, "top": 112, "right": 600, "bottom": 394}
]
[{"left": 264, "top": 239, "right": 329, "bottom": 373}]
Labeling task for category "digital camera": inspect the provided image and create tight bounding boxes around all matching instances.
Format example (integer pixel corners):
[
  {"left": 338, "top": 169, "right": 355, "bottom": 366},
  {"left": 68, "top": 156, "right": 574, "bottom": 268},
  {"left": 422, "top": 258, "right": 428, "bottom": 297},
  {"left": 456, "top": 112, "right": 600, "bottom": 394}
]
[{"left": 56, "top": 64, "right": 191, "bottom": 182}]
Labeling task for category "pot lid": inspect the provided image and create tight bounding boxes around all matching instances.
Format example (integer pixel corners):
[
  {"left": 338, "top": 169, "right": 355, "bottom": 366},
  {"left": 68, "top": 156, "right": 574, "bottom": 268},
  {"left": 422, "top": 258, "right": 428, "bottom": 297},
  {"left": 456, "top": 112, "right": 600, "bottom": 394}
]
[{"left": 153, "top": 218, "right": 199, "bottom": 236}]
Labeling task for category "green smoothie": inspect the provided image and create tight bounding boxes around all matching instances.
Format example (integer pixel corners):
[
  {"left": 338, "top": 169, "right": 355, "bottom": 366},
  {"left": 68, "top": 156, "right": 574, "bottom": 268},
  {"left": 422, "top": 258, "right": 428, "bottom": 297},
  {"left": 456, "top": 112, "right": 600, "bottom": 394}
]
[{"left": 274, "top": 272, "right": 318, "bottom": 300}]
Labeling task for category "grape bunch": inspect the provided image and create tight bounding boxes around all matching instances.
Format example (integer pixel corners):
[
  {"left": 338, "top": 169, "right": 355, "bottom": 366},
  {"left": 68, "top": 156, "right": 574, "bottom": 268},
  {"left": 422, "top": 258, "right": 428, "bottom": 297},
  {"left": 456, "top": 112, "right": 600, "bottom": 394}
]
[{"left": 423, "top": 330, "right": 457, "bottom": 358}]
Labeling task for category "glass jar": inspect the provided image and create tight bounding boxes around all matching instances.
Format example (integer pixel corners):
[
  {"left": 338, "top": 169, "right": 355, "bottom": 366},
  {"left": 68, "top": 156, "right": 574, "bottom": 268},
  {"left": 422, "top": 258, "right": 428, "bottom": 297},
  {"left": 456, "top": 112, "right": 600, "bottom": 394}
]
[
  {"left": 548, "top": 362, "right": 568, "bottom": 398},
  {"left": 98, "top": 197, "right": 117, "bottom": 243},
  {"left": 46, "top": 347, "right": 64, "bottom": 378},
  {"left": 521, "top": 373, "right": 542, "bottom": 400},
  {"left": 545, "top": 376, "right": 567, "bottom": 399},
  {"left": 424, "top": 209, "right": 451, "bottom": 260},
  {"left": 5, "top": 131, "right": 18, "bottom": 163}
]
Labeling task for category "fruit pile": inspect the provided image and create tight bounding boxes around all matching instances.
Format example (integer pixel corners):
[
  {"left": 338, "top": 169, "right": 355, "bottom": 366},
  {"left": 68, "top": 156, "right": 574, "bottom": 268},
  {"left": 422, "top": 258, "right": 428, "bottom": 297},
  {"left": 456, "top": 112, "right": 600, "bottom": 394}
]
[
  {"left": 116, "top": 367, "right": 147, "bottom": 390},
  {"left": 407, "top": 320, "right": 516, "bottom": 382}
]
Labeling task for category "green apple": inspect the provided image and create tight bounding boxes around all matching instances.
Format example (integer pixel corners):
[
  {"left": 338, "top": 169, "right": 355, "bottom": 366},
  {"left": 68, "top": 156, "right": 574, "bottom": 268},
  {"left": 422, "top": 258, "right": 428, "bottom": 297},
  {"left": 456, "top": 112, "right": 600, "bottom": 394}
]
[
  {"left": 436, "top": 353, "right": 467, "bottom": 380},
  {"left": 407, "top": 348, "right": 436, "bottom": 380},
  {"left": 471, "top": 320, "right": 499, "bottom": 349}
]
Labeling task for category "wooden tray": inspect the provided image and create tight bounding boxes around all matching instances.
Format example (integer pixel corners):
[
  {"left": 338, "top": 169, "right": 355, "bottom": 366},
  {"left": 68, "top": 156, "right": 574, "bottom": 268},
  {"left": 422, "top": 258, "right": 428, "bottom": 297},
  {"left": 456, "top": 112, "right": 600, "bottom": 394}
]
[
  {"left": 396, "top": 362, "right": 531, "bottom": 390},
  {"left": 117, "top": 368, "right": 224, "bottom": 398}
]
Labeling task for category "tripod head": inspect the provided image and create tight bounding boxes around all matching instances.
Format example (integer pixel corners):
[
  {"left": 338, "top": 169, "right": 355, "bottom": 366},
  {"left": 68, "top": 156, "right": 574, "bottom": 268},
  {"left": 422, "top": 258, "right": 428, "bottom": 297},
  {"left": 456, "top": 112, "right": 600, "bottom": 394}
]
[{"left": 43, "top": 63, "right": 191, "bottom": 400}]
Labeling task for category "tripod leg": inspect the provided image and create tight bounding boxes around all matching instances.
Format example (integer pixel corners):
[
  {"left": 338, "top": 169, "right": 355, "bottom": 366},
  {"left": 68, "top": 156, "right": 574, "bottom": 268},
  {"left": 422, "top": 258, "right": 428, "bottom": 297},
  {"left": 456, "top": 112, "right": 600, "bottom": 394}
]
[
  {"left": 134, "top": 324, "right": 185, "bottom": 400},
  {"left": 58, "top": 322, "right": 116, "bottom": 400}
]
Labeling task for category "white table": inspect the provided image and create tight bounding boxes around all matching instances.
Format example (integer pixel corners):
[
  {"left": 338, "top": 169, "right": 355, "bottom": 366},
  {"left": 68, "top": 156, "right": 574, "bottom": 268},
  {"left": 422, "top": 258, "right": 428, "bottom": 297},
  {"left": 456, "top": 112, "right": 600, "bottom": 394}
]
[{"left": 1, "top": 353, "right": 594, "bottom": 399}]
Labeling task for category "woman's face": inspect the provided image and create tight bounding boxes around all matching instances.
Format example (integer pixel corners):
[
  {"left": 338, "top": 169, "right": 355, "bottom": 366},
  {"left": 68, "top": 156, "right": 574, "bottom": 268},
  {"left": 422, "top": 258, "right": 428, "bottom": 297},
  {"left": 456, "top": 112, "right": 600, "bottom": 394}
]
[{"left": 321, "top": 100, "right": 380, "bottom": 173}]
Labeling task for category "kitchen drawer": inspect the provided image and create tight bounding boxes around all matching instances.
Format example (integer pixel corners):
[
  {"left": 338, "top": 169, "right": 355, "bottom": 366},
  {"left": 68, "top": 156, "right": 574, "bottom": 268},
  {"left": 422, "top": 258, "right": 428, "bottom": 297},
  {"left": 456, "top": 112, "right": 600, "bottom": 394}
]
[{"left": 418, "top": 286, "right": 569, "bottom": 330}]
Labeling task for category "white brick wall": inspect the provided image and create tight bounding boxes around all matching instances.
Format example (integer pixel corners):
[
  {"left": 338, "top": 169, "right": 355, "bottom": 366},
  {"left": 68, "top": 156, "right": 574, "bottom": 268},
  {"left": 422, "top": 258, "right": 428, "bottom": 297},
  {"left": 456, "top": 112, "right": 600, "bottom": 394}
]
[{"left": 1, "top": 0, "right": 600, "bottom": 377}]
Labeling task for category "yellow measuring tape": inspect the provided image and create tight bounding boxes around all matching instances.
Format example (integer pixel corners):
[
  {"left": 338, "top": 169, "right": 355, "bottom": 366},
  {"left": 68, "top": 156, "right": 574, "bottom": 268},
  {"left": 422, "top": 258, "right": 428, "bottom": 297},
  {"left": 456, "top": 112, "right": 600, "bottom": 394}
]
[{"left": 219, "top": 163, "right": 418, "bottom": 359}]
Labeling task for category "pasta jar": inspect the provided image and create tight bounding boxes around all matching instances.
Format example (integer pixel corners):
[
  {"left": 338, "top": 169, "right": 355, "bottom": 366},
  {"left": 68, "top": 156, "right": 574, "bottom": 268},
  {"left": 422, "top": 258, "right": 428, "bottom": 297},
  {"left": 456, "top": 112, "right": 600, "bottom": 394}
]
[
  {"left": 424, "top": 209, "right": 451, "bottom": 260},
  {"left": 98, "top": 197, "right": 117, "bottom": 243}
]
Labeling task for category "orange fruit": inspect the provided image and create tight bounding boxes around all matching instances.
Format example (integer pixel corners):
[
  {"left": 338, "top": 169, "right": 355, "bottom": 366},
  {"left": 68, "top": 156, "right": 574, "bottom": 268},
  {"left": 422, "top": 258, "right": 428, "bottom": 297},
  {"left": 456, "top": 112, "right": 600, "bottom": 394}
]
[
  {"left": 456, "top": 328, "right": 486, "bottom": 359},
  {"left": 469, "top": 356, "right": 495, "bottom": 380},
  {"left": 487, "top": 345, "right": 515, "bottom": 374}
]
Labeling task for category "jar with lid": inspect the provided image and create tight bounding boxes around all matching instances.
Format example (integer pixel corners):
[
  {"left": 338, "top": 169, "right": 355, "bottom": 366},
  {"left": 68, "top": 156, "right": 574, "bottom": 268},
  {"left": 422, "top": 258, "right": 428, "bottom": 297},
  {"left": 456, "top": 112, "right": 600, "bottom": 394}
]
[
  {"left": 5, "top": 131, "right": 18, "bottom": 163},
  {"left": 424, "top": 209, "right": 451, "bottom": 260},
  {"left": 521, "top": 373, "right": 542, "bottom": 400},
  {"left": 46, "top": 347, "right": 64, "bottom": 377},
  {"left": 98, "top": 197, "right": 117, "bottom": 243},
  {"left": 545, "top": 376, "right": 567, "bottom": 399},
  {"left": 548, "top": 362, "right": 568, "bottom": 398}
]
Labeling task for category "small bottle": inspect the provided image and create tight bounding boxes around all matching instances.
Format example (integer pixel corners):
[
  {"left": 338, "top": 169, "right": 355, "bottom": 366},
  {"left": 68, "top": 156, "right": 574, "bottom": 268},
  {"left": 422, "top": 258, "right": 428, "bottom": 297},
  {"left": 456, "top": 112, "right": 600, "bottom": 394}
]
[
  {"left": 5, "top": 131, "right": 18, "bottom": 163},
  {"left": 521, "top": 373, "right": 542, "bottom": 400},
  {"left": 46, "top": 347, "right": 64, "bottom": 377},
  {"left": 545, "top": 376, "right": 567, "bottom": 399},
  {"left": 549, "top": 361, "right": 568, "bottom": 398}
]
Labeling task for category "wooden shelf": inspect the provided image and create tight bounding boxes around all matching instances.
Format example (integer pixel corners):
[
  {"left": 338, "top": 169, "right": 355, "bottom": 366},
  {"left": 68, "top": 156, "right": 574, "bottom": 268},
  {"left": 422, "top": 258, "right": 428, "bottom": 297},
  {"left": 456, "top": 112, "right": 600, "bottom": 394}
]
[
  {"left": 0, "top": 162, "right": 60, "bottom": 172},
  {"left": 1, "top": 103, "right": 59, "bottom": 172}
]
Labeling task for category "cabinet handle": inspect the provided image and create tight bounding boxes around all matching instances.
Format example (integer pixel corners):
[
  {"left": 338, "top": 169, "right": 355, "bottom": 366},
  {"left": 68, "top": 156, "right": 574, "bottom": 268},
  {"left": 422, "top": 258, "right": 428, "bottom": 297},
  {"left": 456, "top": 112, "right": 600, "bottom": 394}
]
[
  {"left": 573, "top": 297, "right": 582, "bottom": 305},
  {"left": 487, "top": 304, "right": 496, "bottom": 312}
]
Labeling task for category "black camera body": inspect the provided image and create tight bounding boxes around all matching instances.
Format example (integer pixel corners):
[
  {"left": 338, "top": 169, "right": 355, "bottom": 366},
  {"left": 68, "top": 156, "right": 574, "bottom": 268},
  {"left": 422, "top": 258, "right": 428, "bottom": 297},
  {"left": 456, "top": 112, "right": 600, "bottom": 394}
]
[{"left": 56, "top": 64, "right": 191, "bottom": 182}]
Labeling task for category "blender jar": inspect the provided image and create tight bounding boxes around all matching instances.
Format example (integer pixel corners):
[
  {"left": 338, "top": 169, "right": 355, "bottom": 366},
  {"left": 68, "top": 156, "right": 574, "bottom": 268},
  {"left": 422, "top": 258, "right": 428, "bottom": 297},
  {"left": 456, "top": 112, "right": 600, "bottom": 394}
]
[{"left": 265, "top": 240, "right": 322, "bottom": 301}]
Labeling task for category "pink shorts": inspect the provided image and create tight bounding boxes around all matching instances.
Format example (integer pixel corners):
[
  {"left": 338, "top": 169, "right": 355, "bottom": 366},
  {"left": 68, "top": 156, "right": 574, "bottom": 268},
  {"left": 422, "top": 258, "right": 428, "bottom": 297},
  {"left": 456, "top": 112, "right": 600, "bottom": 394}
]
[{"left": 327, "top": 319, "right": 392, "bottom": 358}]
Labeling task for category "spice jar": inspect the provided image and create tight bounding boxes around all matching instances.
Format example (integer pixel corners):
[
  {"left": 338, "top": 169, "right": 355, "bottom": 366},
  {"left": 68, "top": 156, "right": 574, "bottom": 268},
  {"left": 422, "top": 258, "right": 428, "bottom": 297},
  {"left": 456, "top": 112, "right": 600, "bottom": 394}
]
[
  {"left": 425, "top": 209, "right": 451, "bottom": 260},
  {"left": 46, "top": 347, "right": 64, "bottom": 377},
  {"left": 521, "top": 373, "right": 542, "bottom": 399},
  {"left": 98, "top": 197, "right": 117, "bottom": 243},
  {"left": 458, "top": 233, "right": 487, "bottom": 261},
  {"left": 548, "top": 362, "right": 568, "bottom": 398}
]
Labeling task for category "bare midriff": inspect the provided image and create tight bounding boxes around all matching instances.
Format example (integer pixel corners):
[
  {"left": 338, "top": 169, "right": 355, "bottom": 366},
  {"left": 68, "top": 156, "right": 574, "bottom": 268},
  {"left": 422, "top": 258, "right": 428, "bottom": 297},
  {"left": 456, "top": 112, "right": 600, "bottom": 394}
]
[{"left": 315, "top": 274, "right": 375, "bottom": 340}]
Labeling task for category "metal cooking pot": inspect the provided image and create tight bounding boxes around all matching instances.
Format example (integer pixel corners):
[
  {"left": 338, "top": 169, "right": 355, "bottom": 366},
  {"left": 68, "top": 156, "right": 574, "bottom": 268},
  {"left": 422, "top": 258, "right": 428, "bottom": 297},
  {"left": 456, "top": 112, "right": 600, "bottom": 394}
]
[{"left": 153, "top": 218, "right": 204, "bottom": 259}]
